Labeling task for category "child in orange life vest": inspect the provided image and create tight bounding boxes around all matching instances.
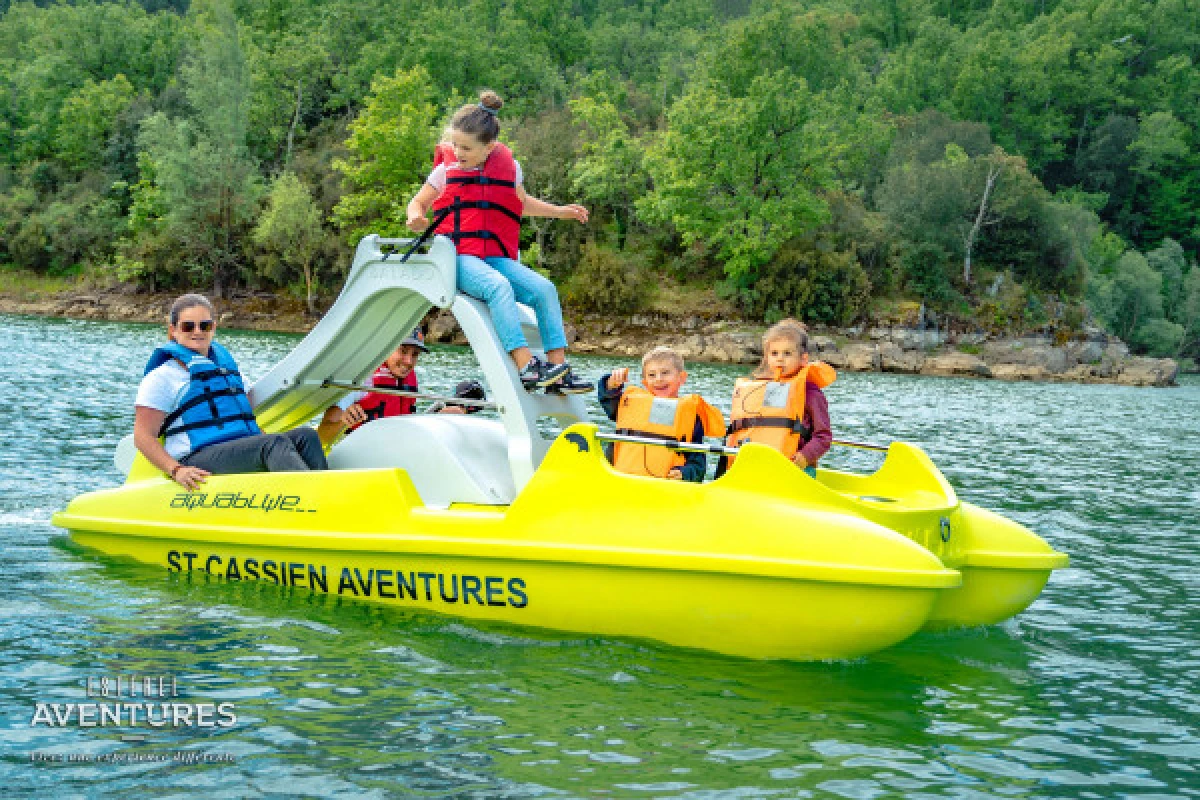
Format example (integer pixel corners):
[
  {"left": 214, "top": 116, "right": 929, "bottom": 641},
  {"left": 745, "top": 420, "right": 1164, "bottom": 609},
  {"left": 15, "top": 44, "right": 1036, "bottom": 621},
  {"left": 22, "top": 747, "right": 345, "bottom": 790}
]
[
  {"left": 721, "top": 319, "right": 835, "bottom": 479},
  {"left": 598, "top": 346, "right": 724, "bottom": 482},
  {"left": 406, "top": 90, "right": 593, "bottom": 395}
]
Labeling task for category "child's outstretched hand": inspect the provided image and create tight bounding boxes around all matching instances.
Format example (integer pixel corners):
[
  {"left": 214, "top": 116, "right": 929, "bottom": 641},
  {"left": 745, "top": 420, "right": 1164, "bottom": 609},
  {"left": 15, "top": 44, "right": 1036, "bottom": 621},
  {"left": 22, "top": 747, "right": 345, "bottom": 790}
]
[
  {"left": 560, "top": 204, "right": 589, "bottom": 224},
  {"left": 792, "top": 453, "right": 809, "bottom": 468},
  {"left": 406, "top": 214, "right": 429, "bottom": 232},
  {"left": 606, "top": 367, "right": 629, "bottom": 391}
]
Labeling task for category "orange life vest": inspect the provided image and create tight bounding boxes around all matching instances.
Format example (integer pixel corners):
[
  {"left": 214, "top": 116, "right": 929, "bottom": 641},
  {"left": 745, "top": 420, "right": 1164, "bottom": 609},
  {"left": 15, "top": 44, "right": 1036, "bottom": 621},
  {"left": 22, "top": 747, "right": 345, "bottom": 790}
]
[
  {"left": 725, "top": 362, "right": 836, "bottom": 462},
  {"left": 432, "top": 142, "right": 523, "bottom": 260},
  {"left": 613, "top": 386, "right": 725, "bottom": 478}
]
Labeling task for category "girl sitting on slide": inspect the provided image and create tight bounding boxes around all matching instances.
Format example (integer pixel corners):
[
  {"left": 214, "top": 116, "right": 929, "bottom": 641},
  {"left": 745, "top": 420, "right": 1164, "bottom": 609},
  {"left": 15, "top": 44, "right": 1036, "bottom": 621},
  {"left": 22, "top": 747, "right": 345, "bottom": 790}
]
[{"left": 406, "top": 90, "right": 592, "bottom": 394}]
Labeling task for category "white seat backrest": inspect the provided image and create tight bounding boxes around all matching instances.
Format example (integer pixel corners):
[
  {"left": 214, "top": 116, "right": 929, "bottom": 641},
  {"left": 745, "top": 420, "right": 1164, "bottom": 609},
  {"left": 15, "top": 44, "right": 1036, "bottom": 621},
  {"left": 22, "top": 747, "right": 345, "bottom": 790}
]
[{"left": 327, "top": 415, "right": 516, "bottom": 508}]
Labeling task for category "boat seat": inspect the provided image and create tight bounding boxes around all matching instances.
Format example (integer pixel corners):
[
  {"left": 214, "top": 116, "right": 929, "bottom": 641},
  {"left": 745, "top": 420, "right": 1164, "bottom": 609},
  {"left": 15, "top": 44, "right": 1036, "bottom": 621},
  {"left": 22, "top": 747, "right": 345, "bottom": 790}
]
[{"left": 327, "top": 415, "right": 516, "bottom": 508}]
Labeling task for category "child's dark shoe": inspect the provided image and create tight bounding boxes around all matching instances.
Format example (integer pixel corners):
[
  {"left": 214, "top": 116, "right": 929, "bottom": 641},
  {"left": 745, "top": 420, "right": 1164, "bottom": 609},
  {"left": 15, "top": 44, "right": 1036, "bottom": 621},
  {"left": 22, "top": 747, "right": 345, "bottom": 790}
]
[
  {"left": 519, "top": 356, "right": 569, "bottom": 390},
  {"left": 546, "top": 367, "right": 594, "bottom": 395}
]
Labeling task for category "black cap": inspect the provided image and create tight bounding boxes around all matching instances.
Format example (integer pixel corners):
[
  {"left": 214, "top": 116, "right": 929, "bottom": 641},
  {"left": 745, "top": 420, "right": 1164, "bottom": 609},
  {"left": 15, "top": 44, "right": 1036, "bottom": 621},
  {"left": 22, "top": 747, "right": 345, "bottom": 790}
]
[
  {"left": 400, "top": 328, "right": 429, "bottom": 353},
  {"left": 454, "top": 380, "right": 486, "bottom": 400},
  {"left": 454, "top": 379, "right": 485, "bottom": 413}
]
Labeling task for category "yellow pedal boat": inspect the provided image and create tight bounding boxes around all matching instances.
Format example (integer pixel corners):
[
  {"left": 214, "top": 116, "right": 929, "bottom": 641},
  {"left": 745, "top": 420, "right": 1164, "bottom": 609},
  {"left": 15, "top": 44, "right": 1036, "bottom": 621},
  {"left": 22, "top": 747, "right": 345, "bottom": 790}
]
[{"left": 53, "top": 236, "right": 1068, "bottom": 661}]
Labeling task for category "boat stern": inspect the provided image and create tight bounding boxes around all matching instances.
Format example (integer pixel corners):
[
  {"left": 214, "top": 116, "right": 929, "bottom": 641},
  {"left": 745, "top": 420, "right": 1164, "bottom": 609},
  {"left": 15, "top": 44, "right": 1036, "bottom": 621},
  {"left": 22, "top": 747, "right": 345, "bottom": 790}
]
[{"left": 925, "top": 501, "right": 1069, "bottom": 629}]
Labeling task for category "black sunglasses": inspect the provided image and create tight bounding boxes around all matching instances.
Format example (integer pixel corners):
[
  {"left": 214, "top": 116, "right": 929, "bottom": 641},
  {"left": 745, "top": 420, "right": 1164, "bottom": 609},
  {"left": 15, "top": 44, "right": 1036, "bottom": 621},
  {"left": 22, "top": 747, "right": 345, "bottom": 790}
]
[{"left": 178, "top": 320, "right": 214, "bottom": 332}]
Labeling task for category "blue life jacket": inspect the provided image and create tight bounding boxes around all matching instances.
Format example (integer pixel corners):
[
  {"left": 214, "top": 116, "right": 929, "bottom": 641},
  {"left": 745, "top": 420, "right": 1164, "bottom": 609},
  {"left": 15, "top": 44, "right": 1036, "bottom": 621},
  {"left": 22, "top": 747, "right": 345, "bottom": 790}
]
[{"left": 144, "top": 340, "right": 261, "bottom": 451}]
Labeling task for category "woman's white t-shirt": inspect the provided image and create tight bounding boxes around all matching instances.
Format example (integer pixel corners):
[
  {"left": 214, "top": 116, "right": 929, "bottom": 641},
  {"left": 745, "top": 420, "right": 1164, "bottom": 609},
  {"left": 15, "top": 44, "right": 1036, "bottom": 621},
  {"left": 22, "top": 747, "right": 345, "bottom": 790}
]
[{"left": 135, "top": 361, "right": 195, "bottom": 460}]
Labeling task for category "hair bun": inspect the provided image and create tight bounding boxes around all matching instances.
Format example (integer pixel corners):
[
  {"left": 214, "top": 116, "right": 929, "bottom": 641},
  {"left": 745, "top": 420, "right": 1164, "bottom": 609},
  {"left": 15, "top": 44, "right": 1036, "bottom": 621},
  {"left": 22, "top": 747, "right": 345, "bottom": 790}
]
[{"left": 479, "top": 90, "right": 504, "bottom": 112}]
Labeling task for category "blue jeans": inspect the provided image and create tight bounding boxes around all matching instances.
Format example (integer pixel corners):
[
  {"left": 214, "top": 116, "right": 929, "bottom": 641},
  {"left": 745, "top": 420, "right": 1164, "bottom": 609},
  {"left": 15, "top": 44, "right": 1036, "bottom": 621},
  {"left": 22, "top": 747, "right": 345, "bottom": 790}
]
[{"left": 456, "top": 255, "right": 568, "bottom": 354}]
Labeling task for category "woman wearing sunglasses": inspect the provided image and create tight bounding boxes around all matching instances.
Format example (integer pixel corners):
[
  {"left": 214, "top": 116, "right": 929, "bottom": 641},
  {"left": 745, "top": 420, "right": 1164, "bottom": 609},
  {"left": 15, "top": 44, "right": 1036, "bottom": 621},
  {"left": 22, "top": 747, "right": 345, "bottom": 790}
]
[{"left": 134, "top": 293, "right": 327, "bottom": 490}]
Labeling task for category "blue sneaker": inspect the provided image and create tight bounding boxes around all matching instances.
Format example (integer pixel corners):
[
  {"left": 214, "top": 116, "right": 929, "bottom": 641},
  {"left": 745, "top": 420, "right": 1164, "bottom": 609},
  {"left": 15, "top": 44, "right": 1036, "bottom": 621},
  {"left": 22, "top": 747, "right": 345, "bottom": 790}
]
[{"left": 519, "top": 356, "right": 569, "bottom": 390}]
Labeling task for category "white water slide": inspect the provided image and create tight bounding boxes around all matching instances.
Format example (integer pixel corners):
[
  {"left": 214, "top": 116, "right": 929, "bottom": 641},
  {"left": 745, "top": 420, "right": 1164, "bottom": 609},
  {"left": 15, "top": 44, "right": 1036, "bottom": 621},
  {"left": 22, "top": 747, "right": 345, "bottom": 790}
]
[{"left": 119, "top": 235, "right": 589, "bottom": 506}]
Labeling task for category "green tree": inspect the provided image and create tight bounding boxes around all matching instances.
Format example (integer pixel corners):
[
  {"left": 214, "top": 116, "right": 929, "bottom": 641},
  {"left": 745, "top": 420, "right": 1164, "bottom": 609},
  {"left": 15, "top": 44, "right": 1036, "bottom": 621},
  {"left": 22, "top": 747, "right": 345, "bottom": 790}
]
[
  {"left": 898, "top": 240, "right": 957, "bottom": 310},
  {"left": 707, "top": 4, "right": 868, "bottom": 97},
  {"left": 1177, "top": 266, "right": 1200, "bottom": 358},
  {"left": 1128, "top": 111, "right": 1197, "bottom": 248},
  {"left": 0, "top": 61, "right": 15, "bottom": 169},
  {"left": 245, "top": 29, "right": 331, "bottom": 169},
  {"left": 331, "top": 66, "right": 439, "bottom": 242},
  {"left": 0, "top": 0, "right": 181, "bottom": 164},
  {"left": 1088, "top": 250, "right": 1165, "bottom": 343},
  {"left": 569, "top": 93, "right": 646, "bottom": 250},
  {"left": 1027, "top": 195, "right": 1100, "bottom": 297},
  {"left": 56, "top": 75, "right": 137, "bottom": 172},
  {"left": 253, "top": 171, "right": 323, "bottom": 314},
  {"left": 1131, "top": 317, "right": 1184, "bottom": 357},
  {"left": 135, "top": 0, "right": 261, "bottom": 295},
  {"left": 564, "top": 242, "right": 651, "bottom": 315},
  {"left": 116, "top": 152, "right": 175, "bottom": 289},
  {"left": 357, "top": 2, "right": 563, "bottom": 120},
  {"left": 510, "top": 108, "right": 579, "bottom": 274},
  {"left": 1146, "top": 238, "right": 1188, "bottom": 323},
  {"left": 877, "top": 141, "right": 1025, "bottom": 287},
  {"left": 742, "top": 235, "right": 871, "bottom": 325},
  {"left": 1075, "top": 114, "right": 1138, "bottom": 228},
  {"left": 639, "top": 71, "right": 832, "bottom": 289}
]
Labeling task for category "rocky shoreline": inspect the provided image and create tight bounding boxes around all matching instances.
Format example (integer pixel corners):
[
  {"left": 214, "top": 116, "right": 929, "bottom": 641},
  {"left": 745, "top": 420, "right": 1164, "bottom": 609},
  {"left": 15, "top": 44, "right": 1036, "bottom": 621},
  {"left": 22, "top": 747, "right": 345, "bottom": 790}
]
[
  {"left": 0, "top": 288, "right": 1179, "bottom": 387},
  {"left": 530, "top": 312, "right": 1178, "bottom": 388}
]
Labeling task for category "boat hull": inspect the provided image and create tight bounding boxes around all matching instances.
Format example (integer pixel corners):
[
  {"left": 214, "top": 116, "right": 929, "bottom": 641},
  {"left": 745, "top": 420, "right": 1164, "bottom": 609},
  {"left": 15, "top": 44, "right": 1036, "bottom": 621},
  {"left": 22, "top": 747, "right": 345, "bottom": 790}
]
[
  {"left": 923, "top": 502, "right": 1069, "bottom": 629},
  {"left": 65, "top": 527, "right": 943, "bottom": 661},
  {"left": 54, "top": 436, "right": 961, "bottom": 661},
  {"left": 925, "top": 565, "right": 1053, "bottom": 630},
  {"left": 812, "top": 447, "right": 1069, "bottom": 630}
]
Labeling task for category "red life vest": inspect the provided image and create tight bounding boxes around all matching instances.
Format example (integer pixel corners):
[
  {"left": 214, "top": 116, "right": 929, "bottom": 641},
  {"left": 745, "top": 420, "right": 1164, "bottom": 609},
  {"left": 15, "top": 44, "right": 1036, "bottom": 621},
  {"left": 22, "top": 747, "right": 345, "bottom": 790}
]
[
  {"left": 348, "top": 366, "right": 419, "bottom": 432},
  {"left": 432, "top": 142, "right": 523, "bottom": 260},
  {"left": 433, "top": 142, "right": 454, "bottom": 168}
]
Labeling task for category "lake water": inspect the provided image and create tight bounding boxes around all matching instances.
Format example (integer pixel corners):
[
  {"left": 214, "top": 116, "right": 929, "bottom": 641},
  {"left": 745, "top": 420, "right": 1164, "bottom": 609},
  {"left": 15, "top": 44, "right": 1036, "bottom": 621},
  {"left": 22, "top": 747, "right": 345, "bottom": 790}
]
[{"left": 1, "top": 313, "right": 1196, "bottom": 798}]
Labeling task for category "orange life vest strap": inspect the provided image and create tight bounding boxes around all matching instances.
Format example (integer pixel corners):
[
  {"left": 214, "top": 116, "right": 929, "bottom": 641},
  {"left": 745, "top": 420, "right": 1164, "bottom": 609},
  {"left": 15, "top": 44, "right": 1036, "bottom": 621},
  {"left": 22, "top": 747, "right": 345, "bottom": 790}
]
[
  {"left": 727, "top": 416, "right": 812, "bottom": 438},
  {"left": 615, "top": 427, "right": 680, "bottom": 443}
]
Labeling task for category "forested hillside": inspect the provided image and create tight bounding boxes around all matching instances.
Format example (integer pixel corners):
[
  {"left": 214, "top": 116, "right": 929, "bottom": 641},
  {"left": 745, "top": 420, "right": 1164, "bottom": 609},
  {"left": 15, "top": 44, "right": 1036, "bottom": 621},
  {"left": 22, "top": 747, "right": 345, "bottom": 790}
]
[{"left": 1, "top": 0, "right": 1197, "bottom": 360}]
